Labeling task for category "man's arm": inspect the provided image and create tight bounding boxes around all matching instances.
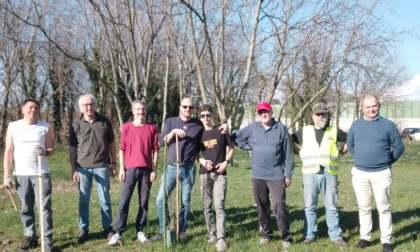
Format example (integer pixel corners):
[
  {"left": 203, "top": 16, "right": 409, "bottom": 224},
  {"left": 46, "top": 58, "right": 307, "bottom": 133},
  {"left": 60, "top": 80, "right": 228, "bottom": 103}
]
[
  {"left": 390, "top": 125, "right": 405, "bottom": 162},
  {"left": 69, "top": 146, "right": 79, "bottom": 182},
  {"left": 283, "top": 132, "right": 295, "bottom": 187},
  {"left": 118, "top": 149, "right": 126, "bottom": 181},
  {"left": 109, "top": 142, "right": 117, "bottom": 177},
  {"left": 231, "top": 126, "right": 251, "bottom": 150},
  {"left": 3, "top": 125, "right": 14, "bottom": 187},
  {"left": 45, "top": 127, "right": 55, "bottom": 155}
]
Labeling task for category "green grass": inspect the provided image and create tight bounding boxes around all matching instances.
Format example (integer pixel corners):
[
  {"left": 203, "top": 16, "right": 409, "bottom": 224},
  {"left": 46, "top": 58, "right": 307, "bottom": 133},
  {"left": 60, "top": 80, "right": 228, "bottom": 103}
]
[{"left": 1, "top": 140, "right": 420, "bottom": 251}]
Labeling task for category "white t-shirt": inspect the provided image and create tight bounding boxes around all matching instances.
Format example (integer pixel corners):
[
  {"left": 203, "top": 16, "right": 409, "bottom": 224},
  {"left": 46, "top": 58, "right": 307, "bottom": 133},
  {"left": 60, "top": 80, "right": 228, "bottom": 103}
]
[{"left": 10, "top": 119, "right": 50, "bottom": 176}]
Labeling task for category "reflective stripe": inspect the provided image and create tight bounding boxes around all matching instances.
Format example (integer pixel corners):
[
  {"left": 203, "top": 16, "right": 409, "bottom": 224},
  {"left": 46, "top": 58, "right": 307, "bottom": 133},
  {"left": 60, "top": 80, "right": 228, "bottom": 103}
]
[{"left": 300, "top": 125, "right": 339, "bottom": 175}]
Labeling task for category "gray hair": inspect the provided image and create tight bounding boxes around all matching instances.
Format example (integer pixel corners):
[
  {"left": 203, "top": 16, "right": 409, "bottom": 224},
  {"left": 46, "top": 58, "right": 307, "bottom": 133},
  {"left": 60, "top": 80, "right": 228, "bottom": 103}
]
[
  {"left": 132, "top": 100, "right": 147, "bottom": 109},
  {"left": 78, "top": 94, "right": 97, "bottom": 110}
]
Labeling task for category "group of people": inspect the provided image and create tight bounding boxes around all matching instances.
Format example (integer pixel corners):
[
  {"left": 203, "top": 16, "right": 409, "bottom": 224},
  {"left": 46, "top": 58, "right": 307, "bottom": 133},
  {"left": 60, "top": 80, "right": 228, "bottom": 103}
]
[{"left": 2, "top": 94, "right": 404, "bottom": 252}]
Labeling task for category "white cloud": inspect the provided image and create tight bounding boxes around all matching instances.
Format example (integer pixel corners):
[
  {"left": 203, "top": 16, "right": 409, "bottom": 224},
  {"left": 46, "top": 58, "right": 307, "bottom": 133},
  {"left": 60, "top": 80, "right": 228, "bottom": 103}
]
[{"left": 394, "top": 75, "right": 420, "bottom": 101}]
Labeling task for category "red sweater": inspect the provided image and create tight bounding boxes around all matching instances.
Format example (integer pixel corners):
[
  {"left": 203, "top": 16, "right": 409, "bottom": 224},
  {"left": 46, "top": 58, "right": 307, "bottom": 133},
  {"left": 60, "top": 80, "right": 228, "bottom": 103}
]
[{"left": 119, "top": 122, "right": 159, "bottom": 169}]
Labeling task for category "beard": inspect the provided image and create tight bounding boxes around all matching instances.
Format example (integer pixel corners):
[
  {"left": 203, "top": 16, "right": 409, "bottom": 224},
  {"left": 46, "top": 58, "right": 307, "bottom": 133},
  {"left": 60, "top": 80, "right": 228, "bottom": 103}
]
[{"left": 315, "top": 118, "right": 328, "bottom": 129}]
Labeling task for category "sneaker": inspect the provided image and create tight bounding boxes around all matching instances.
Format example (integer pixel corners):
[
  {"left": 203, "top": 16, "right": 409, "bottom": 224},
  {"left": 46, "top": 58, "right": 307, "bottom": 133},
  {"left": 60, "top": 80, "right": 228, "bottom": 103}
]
[
  {"left": 77, "top": 230, "right": 89, "bottom": 244},
  {"left": 179, "top": 231, "right": 188, "bottom": 241},
  {"left": 137, "top": 231, "right": 151, "bottom": 243},
  {"left": 334, "top": 238, "right": 348, "bottom": 248},
  {"left": 258, "top": 237, "right": 271, "bottom": 245},
  {"left": 300, "top": 238, "right": 314, "bottom": 244},
  {"left": 150, "top": 233, "right": 163, "bottom": 242},
  {"left": 382, "top": 243, "right": 393, "bottom": 252},
  {"left": 44, "top": 243, "right": 54, "bottom": 252},
  {"left": 355, "top": 239, "right": 370, "bottom": 249},
  {"left": 207, "top": 234, "right": 217, "bottom": 244},
  {"left": 282, "top": 241, "right": 291, "bottom": 252},
  {"left": 20, "top": 237, "right": 38, "bottom": 250},
  {"left": 104, "top": 227, "right": 114, "bottom": 239},
  {"left": 216, "top": 239, "right": 227, "bottom": 252},
  {"left": 108, "top": 234, "right": 122, "bottom": 246}
]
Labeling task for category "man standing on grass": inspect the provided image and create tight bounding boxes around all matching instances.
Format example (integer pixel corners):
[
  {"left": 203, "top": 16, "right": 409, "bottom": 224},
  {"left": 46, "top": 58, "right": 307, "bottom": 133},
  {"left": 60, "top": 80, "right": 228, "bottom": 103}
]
[
  {"left": 231, "top": 102, "right": 294, "bottom": 252},
  {"left": 69, "top": 94, "right": 117, "bottom": 244},
  {"left": 347, "top": 94, "right": 405, "bottom": 252},
  {"left": 197, "top": 104, "right": 235, "bottom": 252},
  {"left": 151, "top": 97, "right": 228, "bottom": 242},
  {"left": 3, "top": 98, "right": 55, "bottom": 251},
  {"left": 291, "top": 103, "right": 348, "bottom": 249},
  {"left": 108, "top": 101, "right": 159, "bottom": 246}
]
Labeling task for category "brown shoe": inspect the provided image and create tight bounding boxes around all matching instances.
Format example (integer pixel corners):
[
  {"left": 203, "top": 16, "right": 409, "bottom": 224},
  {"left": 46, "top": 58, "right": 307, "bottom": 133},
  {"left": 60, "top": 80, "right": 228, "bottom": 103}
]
[{"left": 300, "top": 238, "right": 314, "bottom": 244}]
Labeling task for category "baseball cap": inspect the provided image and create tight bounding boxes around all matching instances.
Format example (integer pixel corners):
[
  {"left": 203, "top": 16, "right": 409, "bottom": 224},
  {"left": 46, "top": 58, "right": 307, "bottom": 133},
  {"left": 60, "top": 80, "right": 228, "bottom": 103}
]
[
  {"left": 312, "top": 103, "right": 329, "bottom": 114},
  {"left": 256, "top": 102, "right": 272, "bottom": 112}
]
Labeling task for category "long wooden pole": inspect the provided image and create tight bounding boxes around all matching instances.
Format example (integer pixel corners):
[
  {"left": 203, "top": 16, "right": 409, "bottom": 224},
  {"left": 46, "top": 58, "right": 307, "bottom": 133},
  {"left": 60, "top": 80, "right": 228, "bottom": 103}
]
[
  {"left": 38, "top": 155, "right": 45, "bottom": 252},
  {"left": 175, "top": 135, "right": 180, "bottom": 241}
]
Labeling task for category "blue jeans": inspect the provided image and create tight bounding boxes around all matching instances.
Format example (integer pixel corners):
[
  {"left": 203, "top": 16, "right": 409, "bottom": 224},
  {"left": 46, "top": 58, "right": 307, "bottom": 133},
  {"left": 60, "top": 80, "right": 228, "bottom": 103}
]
[
  {"left": 156, "top": 164, "right": 196, "bottom": 234},
  {"left": 16, "top": 175, "right": 53, "bottom": 245},
  {"left": 303, "top": 170, "right": 343, "bottom": 241},
  {"left": 77, "top": 166, "right": 112, "bottom": 231}
]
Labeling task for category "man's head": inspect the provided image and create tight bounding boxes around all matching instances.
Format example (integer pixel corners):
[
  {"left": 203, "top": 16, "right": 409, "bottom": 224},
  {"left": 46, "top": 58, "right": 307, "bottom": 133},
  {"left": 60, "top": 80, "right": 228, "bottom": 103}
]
[
  {"left": 179, "top": 97, "right": 194, "bottom": 120},
  {"left": 311, "top": 103, "right": 329, "bottom": 129},
  {"left": 199, "top": 104, "right": 214, "bottom": 126},
  {"left": 362, "top": 94, "right": 380, "bottom": 120},
  {"left": 21, "top": 98, "right": 40, "bottom": 120},
  {"left": 132, "top": 100, "right": 147, "bottom": 121},
  {"left": 256, "top": 102, "right": 273, "bottom": 125},
  {"left": 78, "top": 94, "right": 97, "bottom": 117}
]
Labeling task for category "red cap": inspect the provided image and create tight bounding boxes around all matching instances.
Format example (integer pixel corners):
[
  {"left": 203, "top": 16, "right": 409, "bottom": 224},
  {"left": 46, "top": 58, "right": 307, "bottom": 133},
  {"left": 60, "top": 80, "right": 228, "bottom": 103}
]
[{"left": 256, "top": 102, "right": 272, "bottom": 112}]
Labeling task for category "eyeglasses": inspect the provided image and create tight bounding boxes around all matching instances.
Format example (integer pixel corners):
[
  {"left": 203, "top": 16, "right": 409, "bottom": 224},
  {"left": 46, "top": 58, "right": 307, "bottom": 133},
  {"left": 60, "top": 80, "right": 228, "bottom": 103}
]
[
  {"left": 258, "top": 110, "right": 270, "bottom": 115},
  {"left": 315, "top": 113, "right": 326, "bottom": 117},
  {"left": 81, "top": 103, "right": 95, "bottom": 107},
  {"left": 182, "top": 105, "right": 194, "bottom": 110},
  {"left": 200, "top": 113, "right": 212, "bottom": 118}
]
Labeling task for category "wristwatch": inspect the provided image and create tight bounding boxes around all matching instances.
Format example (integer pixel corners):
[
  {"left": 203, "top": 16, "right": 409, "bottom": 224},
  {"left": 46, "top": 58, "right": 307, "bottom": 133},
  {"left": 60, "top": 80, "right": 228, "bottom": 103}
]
[{"left": 225, "top": 160, "right": 231, "bottom": 165}]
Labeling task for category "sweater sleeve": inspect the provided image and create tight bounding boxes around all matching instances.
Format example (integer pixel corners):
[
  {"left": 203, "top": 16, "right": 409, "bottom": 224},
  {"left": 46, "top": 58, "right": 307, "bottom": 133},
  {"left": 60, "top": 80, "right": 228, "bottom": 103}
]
[
  {"left": 231, "top": 125, "right": 251, "bottom": 150},
  {"left": 390, "top": 124, "right": 405, "bottom": 163},
  {"left": 347, "top": 125, "right": 355, "bottom": 155},
  {"left": 283, "top": 130, "right": 295, "bottom": 180}
]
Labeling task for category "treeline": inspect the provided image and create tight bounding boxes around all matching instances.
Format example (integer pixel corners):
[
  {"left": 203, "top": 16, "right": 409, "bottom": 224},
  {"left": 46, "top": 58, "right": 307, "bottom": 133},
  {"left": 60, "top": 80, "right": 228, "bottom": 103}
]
[{"left": 0, "top": 0, "right": 411, "bottom": 146}]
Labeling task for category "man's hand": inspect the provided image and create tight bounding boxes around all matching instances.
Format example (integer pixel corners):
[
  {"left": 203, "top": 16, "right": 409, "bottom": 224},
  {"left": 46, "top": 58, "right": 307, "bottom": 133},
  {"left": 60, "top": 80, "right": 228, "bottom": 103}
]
[
  {"left": 218, "top": 123, "right": 229, "bottom": 134},
  {"left": 3, "top": 176, "right": 13, "bottom": 188},
  {"left": 215, "top": 161, "right": 228, "bottom": 174},
  {"left": 204, "top": 160, "right": 214, "bottom": 171},
  {"left": 119, "top": 169, "right": 126, "bottom": 182},
  {"left": 172, "top": 129, "right": 186, "bottom": 139},
  {"left": 35, "top": 145, "right": 47, "bottom": 156},
  {"left": 150, "top": 171, "right": 156, "bottom": 182},
  {"left": 72, "top": 170, "right": 80, "bottom": 183},
  {"left": 110, "top": 164, "right": 117, "bottom": 177},
  {"left": 283, "top": 178, "right": 291, "bottom": 188}
]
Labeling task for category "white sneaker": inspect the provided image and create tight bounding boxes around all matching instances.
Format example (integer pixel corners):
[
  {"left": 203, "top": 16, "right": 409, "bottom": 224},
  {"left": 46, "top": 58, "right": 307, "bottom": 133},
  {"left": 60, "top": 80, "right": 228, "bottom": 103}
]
[
  {"left": 207, "top": 234, "right": 217, "bottom": 244},
  {"left": 216, "top": 239, "right": 227, "bottom": 252},
  {"left": 108, "top": 234, "right": 121, "bottom": 246},
  {"left": 137, "top": 231, "right": 151, "bottom": 243}
]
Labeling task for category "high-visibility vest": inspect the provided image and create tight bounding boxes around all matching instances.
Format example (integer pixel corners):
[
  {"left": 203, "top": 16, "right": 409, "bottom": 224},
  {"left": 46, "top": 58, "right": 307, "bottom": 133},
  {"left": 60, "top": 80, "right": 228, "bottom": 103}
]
[{"left": 299, "top": 125, "right": 339, "bottom": 175}]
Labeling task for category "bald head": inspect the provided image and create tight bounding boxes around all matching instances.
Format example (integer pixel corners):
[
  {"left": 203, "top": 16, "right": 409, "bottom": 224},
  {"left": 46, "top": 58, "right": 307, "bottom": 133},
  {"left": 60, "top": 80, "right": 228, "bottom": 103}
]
[{"left": 362, "top": 94, "right": 380, "bottom": 120}]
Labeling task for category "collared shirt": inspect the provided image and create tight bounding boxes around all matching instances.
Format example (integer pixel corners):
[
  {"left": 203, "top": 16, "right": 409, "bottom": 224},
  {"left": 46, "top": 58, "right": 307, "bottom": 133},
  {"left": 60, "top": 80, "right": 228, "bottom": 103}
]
[
  {"left": 69, "top": 112, "right": 115, "bottom": 168},
  {"left": 231, "top": 119, "right": 294, "bottom": 180}
]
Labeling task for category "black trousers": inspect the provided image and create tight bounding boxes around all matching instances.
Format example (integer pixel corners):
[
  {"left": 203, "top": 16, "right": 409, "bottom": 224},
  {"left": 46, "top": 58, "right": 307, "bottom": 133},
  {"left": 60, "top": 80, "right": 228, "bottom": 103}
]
[
  {"left": 114, "top": 168, "right": 152, "bottom": 234},
  {"left": 252, "top": 179, "right": 292, "bottom": 241}
]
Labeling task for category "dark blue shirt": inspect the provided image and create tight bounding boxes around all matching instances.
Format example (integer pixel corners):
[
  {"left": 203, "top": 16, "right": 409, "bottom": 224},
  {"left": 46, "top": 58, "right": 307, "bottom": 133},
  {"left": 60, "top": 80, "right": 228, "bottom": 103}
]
[{"left": 159, "top": 117, "right": 203, "bottom": 164}]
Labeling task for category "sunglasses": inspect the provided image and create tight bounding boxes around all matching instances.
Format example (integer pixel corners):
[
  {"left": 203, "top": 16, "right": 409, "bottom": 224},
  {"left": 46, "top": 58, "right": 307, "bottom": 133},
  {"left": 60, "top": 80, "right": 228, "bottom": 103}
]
[
  {"left": 182, "top": 105, "right": 194, "bottom": 110},
  {"left": 258, "top": 110, "right": 270, "bottom": 115},
  {"left": 200, "top": 113, "right": 212, "bottom": 118}
]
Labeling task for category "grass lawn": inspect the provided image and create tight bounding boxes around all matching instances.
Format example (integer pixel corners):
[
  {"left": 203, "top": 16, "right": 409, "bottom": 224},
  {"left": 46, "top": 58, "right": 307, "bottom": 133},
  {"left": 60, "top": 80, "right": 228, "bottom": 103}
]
[{"left": 1, "top": 140, "right": 419, "bottom": 251}]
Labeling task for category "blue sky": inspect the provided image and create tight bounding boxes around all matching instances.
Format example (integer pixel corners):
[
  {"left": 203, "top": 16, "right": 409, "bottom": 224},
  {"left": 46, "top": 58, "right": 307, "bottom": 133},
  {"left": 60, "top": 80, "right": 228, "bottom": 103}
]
[{"left": 388, "top": 0, "right": 420, "bottom": 100}]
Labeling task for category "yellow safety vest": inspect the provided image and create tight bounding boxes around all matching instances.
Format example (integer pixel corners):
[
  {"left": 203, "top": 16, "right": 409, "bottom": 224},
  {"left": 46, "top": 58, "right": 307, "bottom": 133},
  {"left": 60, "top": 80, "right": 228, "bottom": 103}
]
[{"left": 299, "top": 125, "right": 339, "bottom": 175}]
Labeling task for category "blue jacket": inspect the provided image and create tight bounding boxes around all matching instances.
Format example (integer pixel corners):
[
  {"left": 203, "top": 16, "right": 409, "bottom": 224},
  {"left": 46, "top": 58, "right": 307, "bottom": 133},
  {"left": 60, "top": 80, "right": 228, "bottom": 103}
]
[{"left": 231, "top": 119, "right": 294, "bottom": 180}]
